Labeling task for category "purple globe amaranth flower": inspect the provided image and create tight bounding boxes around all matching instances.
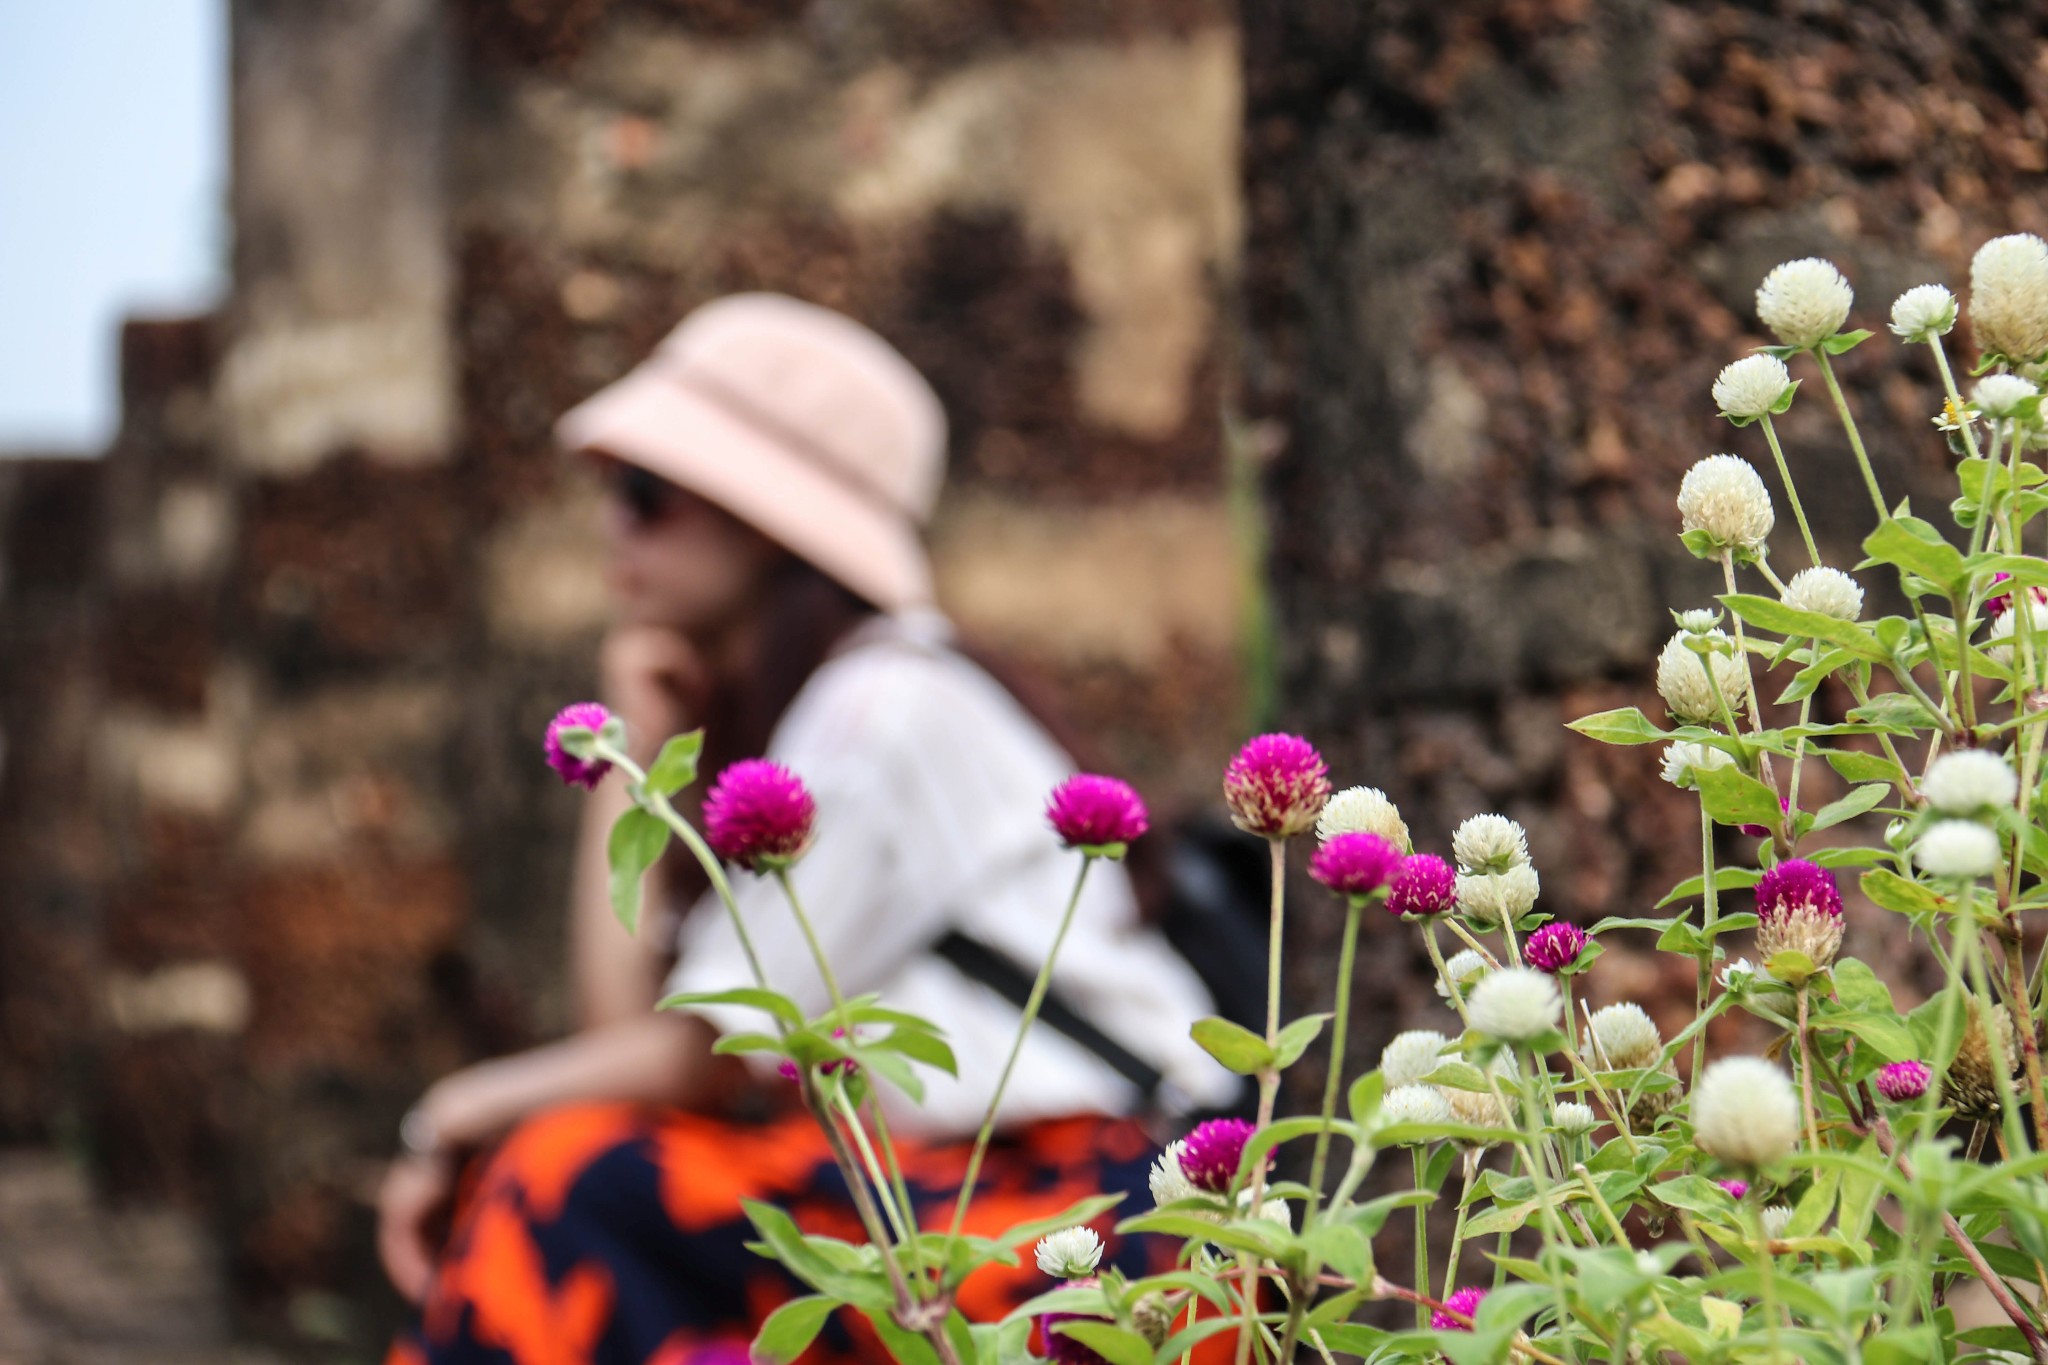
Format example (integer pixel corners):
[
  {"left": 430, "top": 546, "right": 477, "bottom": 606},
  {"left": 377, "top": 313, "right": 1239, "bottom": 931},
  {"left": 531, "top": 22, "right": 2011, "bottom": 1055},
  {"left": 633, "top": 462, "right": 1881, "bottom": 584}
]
[
  {"left": 544, "top": 701, "right": 614, "bottom": 790},
  {"left": 1178, "top": 1118, "right": 1255, "bottom": 1192},
  {"left": 1753, "top": 857, "right": 1845, "bottom": 971},
  {"left": 1039, "top": 1278, "right": 1112, "bottom": 1365},
  {"left": 1046, "top": 774, "right": 1150, "bottom": 851},
  {"left": 1740, "top": 795, "right": 1793, "bottom": 840},
  {"left": 1223, "top": 734, "right": 1331, "bottom": 839},
  {"left": 1987, "top": 571, "right": 2048, "bottom": 621},
  {"left": 1309, "top": 832, "right": 1404, "bottom": 898},
  {"left": 1718, "top": 1179, "right": 1750, "bottom": 1201},
  {"left": 703, "top": 760, "right": 818, "bottom": 871},
  {"left": 1876, "top": 1059, "right": 1932, "bottom": 1103},
  {"left": 1525, "top": 922, "right": 1589, "bottom": 974},
  {"left": 778, "top": 1029, "right": 855, "bottom": 1082},
  {"left": 1388, "top": 854, "right": 1458, "bottom": 918},
  {"left": 1432, "top": 1285, "right": 1487, "bottom": 1332}
]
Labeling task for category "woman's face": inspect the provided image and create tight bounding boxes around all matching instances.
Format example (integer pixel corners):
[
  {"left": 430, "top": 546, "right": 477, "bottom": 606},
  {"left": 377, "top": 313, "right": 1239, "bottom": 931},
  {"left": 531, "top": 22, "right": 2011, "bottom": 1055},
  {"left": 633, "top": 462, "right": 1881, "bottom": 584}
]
[{"left": 595, "top": 458, "right": 787, "bottom": 635}]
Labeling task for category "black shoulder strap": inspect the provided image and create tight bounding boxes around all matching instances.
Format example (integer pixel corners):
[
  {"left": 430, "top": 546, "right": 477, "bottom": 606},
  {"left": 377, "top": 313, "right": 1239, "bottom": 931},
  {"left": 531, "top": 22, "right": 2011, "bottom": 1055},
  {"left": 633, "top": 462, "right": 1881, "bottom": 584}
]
[{"left": 931, "top": 930, "right": 1165, "bottom": 1106}]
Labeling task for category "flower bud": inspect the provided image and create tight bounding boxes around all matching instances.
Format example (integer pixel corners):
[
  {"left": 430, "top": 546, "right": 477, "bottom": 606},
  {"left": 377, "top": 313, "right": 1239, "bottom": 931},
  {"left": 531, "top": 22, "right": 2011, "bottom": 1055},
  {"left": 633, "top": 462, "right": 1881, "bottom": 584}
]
[
  {"left": 1525, "top": 922, "right": 1588, "bottom": 974},
  {"left": 1945, "top": 999, "right": 2019, "bottom": 1121},
  {"left": 1875, "top": 1059, "right": 1931, "bottom": 1103},
  {"left": 1452, "top": 813, "right": 1530, "bottom": 874},
  {"left": 1432, "top": 1286, "right": 1487, "bottom": 1332},
  {"left": 543, "top": 701, "right": 615, "bottom": 789},
  {"left": 1693, "top": 1057, "right": 1800, "bottom": 1168},
  {"left": 1467, "top": 967, "right": 1562, "bottom": 1043},
  {"left": 1656, "top": 629, "right": 1752, "bottom": 724},
  {"left": 1889, "top": 283, "right": 1958, "bottom": 343},
  {"left": 1780, "top": 566, "right": 1864, "bottom": 621},
  {"left": 1712, "top": 353, "right": 1794, "bottom": 420},
  {"left": 1678, "top": 455, "right": 1775, "bottom": 556},
  {"left": 1661, "top": 740, "right": 1734, "bottom": 790},
  {"left": 1756, "top": 258, "right": 1853, "bottom": 350},
  {"left": 1388, "top": 854, "right": 1458, "bottom": 918},
  {"left": 1035, "top": 1227, "right": 1104, "bottom": 1279},
  {"left": 1553, "top": 1101, "right": 1598, "bottom": 1138}
]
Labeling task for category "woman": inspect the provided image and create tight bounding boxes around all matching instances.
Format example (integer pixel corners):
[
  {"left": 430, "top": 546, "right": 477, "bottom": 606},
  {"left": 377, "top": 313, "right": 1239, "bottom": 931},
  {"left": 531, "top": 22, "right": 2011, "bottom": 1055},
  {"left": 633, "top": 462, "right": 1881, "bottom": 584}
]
[{"left": 379, "top": 294, "right": 1234, "bottom": 1365}]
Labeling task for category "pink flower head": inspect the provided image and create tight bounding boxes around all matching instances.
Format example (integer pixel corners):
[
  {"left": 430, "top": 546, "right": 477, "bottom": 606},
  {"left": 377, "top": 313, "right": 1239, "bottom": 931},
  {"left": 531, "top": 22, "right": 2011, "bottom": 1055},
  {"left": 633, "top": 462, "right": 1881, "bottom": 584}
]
[
  {"left": 1718, "top": 1179, "right": 1749, "bottom": 1201},
  {"left": 1046, "top": 774, "right": 1150, "bottom": 851},
  {"left": 1309, "top": 832, "right": 1403, "bottom": 898},
  {"left": 1039, "top": 1279, "right": 1110, "bottom": 1365},
  {"left": 1740, "top": 795, "right": 1792, "bottom": 840},
  {"left": 544, "top": 702, "right": 614, "bottom": 790},
  {"left": 1223, "top": 734, "right": 1331, "bottom": 838},
  {"left": 1432, "top": 1285, "right": 1487, "bottom": 1332},
  {"left": 1876, "top": 1059, "right": 1931, "bottom": 1102},
  {"left": 1986, "top": 572, "right": 2047, "bottom": 621},
  {"left": 703, "top": 760, "right": 817, "bottom": 871},
  {"left": 1388, "top": 854, "right": 1458, "bottom": 918},
  {"left": 1525, "top": 921, "right": 1589, "bottom": 974},
  {"left": 1754, "top": 859, "right": 1843, "bottom": 924},
  {"left": 778, "top": 1029, "right": 855, "bottom": 1083},
  {"left": 1178, "top": 1118, "right": 1255, "bottom": 1192}
]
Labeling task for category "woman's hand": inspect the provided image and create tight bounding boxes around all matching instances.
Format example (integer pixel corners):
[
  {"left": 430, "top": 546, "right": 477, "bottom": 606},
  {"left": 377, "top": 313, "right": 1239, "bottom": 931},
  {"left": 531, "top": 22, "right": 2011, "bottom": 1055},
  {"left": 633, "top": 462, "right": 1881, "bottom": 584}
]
[
  {"left": 601, "top": 625, "right": 708, "bottom": 759},
  {"left": 377, "top": 1151, "right": 456, "bottom": 1303}
]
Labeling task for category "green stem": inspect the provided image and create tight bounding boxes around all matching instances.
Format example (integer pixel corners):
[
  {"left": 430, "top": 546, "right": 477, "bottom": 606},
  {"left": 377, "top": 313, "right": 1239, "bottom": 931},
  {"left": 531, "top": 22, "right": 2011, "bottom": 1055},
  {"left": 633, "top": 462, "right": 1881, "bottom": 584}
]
[
  {"left": 1758, "top": 413, "right": 1822, "bottom": 568},
  {"left": 1748, "top": 1196, "right": 1786, "bottom": 1359},
  {"left": 1423, "top": 922, "right": 1471, "bottom": 1023},
  {"left": 1307, "top": 898, "right": 1364, "bottom": 1219},
  {"left": 1490, "top": 1060, "right": 1579, "bottom": 1363},
  {"left": 1694, "top": 803, "right": 1716, "bottom": 1090},
  {"left": 1815, "top": 346, "right": 1888, "bottom": 521},
  {"left": 1795, "top": 984, "right": 1822, "bottom": 1154},
  {"left": 1411, "top": 1147, "right": 1430, "bottom": 1331},
  {"left": 1440, "top": 1149, "right": 1479, "bottom": 1301},
  {"left": 834, "top": 1084, "right": 910, "bottom": 1244}
]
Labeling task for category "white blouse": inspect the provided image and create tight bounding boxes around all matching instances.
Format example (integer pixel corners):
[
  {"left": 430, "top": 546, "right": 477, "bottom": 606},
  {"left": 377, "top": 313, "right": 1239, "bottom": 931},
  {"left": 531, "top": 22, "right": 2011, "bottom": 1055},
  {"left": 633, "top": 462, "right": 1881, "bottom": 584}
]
[{"left": 664, "top": 611, "right": 1238, "bottom": 1138}]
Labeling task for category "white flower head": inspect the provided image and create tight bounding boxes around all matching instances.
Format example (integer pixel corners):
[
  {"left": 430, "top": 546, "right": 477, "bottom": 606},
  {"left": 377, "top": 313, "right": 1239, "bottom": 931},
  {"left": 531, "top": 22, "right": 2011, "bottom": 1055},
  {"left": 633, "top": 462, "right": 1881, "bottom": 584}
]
[
  {"left": 1553, "top": 1101, "right": 1598, "bottom": 1138},
  {"left": 1972, "top": 233, "right": 2048, "bottom": 363},
  {"left": 1693, "top": 1056, "right": 1801, "bottom": 1167},
  {"left": 1914, "top": 820, "right": 2003, "bottom": 879},
  {"left": 1661, "top": 740, "right": 1734, "bottom": 790},
  {"left": 1453, "top": 813, "right": 1530, "bottom": 874},
  {"left": 1676, "top": 607, "right": 1723, "bottom": 635},
  {"left": 1455, "top": 864, "right": 1541, "bottom": 927},
  {"left": 1986, "top": 595, "right": 2048, "bottom": 667},
  {"left": 1975, "top": 373, "right": 2040, "bottom": 419},
  {"left": 1035, "top": 1226, "right": 1104, "bottom": 1278},
  {"left": 1718, "top": 957, "right": 1758, "bottom": 992},
  {"left": 1435, "top": 948, "right": 1490, "bottom": 1001},
  {"left": 1656, "top": 628, "right": 1753, "bottom": 724},
  {"left": 1922, "top": 750, "right": 2019, "bottom": 814},
  {"left": 1316, "top": 786, "right": 1410, "bottom": 851},
  {"left": 1756, "top": 258, "right": 1854, "bottom": 350},
  {"left": 1585, "top": 1002, "right": 1664, "bottom": 1071},
  {"left": 1760, "top": 1204, "right": 1796, "bottom": 1241},
  {"left": 1237, "top": 1190, "right": 1292, "bottom": 1229},
  {"left": 1382, "top": 1029, "right": 1451, "bottom": 1088},
  {"left": 1379, "top": 1084, "right": 1454, "bottom": 1139},
  {"left": 1148, "top": 1141, "right": 1198, "bottom": 1207},
  {"left": 1890, "top": 284, "right": 1958, "bottom": 342},
  {"left": 1781, "top": 566, "right": 1864, "bottom": 621},
  {"left": 1712, "top": 353, "right": 1794, "bottom": 420},
  {"left": 1466, "top": 966, "right": 1562, "bottom": 1042},
  {"left": 1678, "top": 454, "right": 1775, "bottom": 554}
]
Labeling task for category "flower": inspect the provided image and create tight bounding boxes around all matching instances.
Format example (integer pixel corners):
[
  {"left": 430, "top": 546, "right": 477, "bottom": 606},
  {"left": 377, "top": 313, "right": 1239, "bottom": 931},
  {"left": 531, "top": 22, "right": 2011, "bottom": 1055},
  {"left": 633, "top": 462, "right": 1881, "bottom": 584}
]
[
  {"left": 1454, "top": 864, "right": 1541, "bottom": 926},
  {"left": 1380, "top": 1084, "right": 1454, "bottom": 1137},
  {"left": 1677, "top": 608, "right": 1723, "bottom": 634},
  {"left": 1178, "top": 1118, "right": 1254, "bottom": 1193},
  {"left": 1986, "top": 570, "right": 2048, "bottom": 621},
  {"left": 1753, "top": 859, "right": 1845, "bottom": 971},
  {"left": 1223, "top": 734, "right": 1330, "bottom": 838},
  {"left": 1781, "top": 566, "right": 1864, "bottom": 621},
  {"left": 1712, "top": 353, "right": 1794, "bottom": 420},
  {"left": 1756, "top": 257, "right": 1854, "bottom": 350},
  {"left": 1389, "top": 854, "right": 1459, "bottom": 917},
  {"left": 1148, "top": 1142, "right": 1198, "bottom": 1207},
  {"left": 544, "top": 702, "right": 614, "bottom": 790},
  {"left": 1693, "top": 1057, "right": 1801, "bottom": 1167},
  {"left": 1452, "top": 813, "right": 1530, "bottom": 873},
  {"left": 1661, "top": 740, "right": 1734, "bottom": 789},
  {"left": 1467, "top": 967, "right": 1561, "bottom": 1042},
  {"left": 1718, "top": 1179, "right": 1749, "bottom": 1201},
  {"left": 1975, "top": 373, "right": 2040, "bottom": 419},
  {"left": 1760, "top": 1205, "right": 1795, "bottom": 1241},
  {"left": 1035, "top": 1227, "right": 1104, "bottom": 1279},
  {"left": 1525, "top": 921, "right": 1588, "bottom": 973},
  {"left": 1382, "top": 1029, "right": 1450, "bottom": 1088},
  {"left": 1890, "top": 283, "right": 1959, "bottom": 342},
  {"left": 1435, "top": 949, "right": 1489, "bottom": 1001},
  {"left": 1986, "top": 594, "right": 2048, "bottom": 666},
  {"left": 1553, "top": 1101, "right": 1598, "bottom": 1137},
  {"left": 1317, "top": 785, "right": 1411, "bottom": 850},
  {"left": 1678, "top": 455, "right": 1775, "bottom": 555},
  {"left": 1914, "top": 820, "right": 2003, "bottom": 879},
  {"left": 703, "top": 760, "right": 818, "bottom": 871},
  {"left": 1719, "top": 957, "right": 1757, "bottom": 991},
  {"left": 1432, "top": 1285, "right": 1487, "bottom": 1332},
  {"left": 1309, "top": 832, "right": 1404, "bottom": 898},
  {"left": 1443, "top": 1057, "right": 1517, "bottom": 1140},
  {"left": 1876, "top": 1059, "right": 1932, "bottom": 1103},
  {"left": 1739, "top": 795, "right": 1791, "bottom": 841},
  {"left": 1971, "top": 233, "right": 2048, "bottom": 363},
  {"left": 1656, "top": 628, "right": 1752, "bottom": 724},
  {"left": 1946, "top": 998, "right": 2020, "bottom": 1120},
  {"left": 1585, "top": 1003, "right": 1663, "bottom": 1071},
  {"left": 1039, "top": 1281, "right": 1113, "bottom": 1365},
  {"left": 1045, "top": 774, "right": 1149, "bottom": 850},
  {"left": 1922, "top": 750, "right": 2019, "bottom": 814}
]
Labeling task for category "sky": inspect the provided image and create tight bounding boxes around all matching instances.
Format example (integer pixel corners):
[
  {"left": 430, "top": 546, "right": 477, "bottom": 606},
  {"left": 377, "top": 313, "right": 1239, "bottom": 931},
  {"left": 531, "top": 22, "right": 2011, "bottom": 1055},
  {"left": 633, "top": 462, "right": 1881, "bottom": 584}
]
[{"left": 0, "top": 1, "right": 225, "bottom": 454}]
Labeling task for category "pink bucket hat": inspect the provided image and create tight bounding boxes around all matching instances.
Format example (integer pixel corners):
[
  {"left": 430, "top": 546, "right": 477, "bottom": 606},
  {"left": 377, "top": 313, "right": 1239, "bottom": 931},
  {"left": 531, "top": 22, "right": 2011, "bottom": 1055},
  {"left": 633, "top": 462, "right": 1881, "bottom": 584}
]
[{"left": 556, "top": 294, "right": 948, "bottom": 613}]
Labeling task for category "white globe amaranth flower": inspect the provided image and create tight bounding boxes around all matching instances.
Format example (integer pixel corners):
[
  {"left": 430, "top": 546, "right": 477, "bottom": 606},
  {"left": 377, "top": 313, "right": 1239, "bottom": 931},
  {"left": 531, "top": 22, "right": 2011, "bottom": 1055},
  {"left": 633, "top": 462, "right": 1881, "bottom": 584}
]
[
  {"left": 1452, "top": 813, "right": 1530, "bottom": 874},
  {"left": 1237, "top": 1190, "right": 1293, "bottom": 1229},
  {"left": 1035, "top": 1226, "right": 1104, "bottom": 1278},
  {"left": 1718, "top": 957, "right": 1758, "bottom": 991},
  {"left": 1656, "top": 628, "right": 1752, "bottom": 724},
  {"left": 1890, "top": 284, "right": 1958, "bottom": 342},
  {"left": 1692, "top": 1056, "right": 1800, "bottom": 1167},
  {"left": 1678, "top": 454, "right": 1775, "bottom": 555},
  {"left": 1974, "top": 373, "right": 2040, "bottom": 419},
  {"left": 1712, "top": 353, "right": 1794, "bottom": 420},
  {"left": 1972, "top": 233, "right": 2048, "bottom": 362},
  {"left": 1379, "top": 1084, "right": 1454, "bottom": 1138},
  {"left": 1914, "top": 820, "right": 2003, "bottom": 879},
  {"left": 1441, "top": 1055, "right": 1519, "bottom": 1141},
  {"left": 1660, "top": 740, "right": 1734, "bottom": 790},
  {"left": 1781, "top": 566, "right": 1864, "bottom": 621},
  {"left": 1986, "top": 596, "right": 2048, "bottom": 667},
  {"left": 1381, "top": 1029, "right": 1450, "bottom": 1089},
  {"left": 1922, "top": 750, "right": 2019, "bottom": 814},
  {"left": 1316, "top": 785, "right": 1410, "bottom": 851},
  {"left": 1584, "top": 1002, "right": 1664, "bottom": 1071},
  {"left": 1455, "top": 864, "right": 1541, "bottom": 926},
  {"left": 1676, "top": 607, "right": 1723, "bottom": 635},
  {"left": 1760, "top": 1205, "right": 1796, "bottom": 1241},
  {"left": 1553, "top": 1101, "right": 1598, "bottom": 1138},
  {"left": 1148, "top": 1141, "right": 1198, "bottom": 1207},
  {"left": 1435, "top": 948, "right": 1490, "bottom": 1001},
  {"left": 1466, "top": 966, "right": 1561, "bottom": 1042},
  {"left": 1756, "top": 258, "right": 1854, "bottom": 350}
]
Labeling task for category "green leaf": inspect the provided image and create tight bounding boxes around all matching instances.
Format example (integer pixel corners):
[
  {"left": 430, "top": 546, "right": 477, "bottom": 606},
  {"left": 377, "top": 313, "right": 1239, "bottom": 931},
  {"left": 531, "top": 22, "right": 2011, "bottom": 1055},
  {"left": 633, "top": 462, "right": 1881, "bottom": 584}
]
[
  {"left": 1823, "top": 747, "right": 1906, "bottom": 786},
  {"left": 1863, "top": 516, "right": 1968, "bottom": 595},
  {"left": 657, "top": 987, "right": 803, "bottom": 1029},
  {"left": 1820, "top": 328, "right": 1874, "bottom": 355},
  {"left": 1694, "top": 764, "right": 1785, "bottom": 828},
  {"left": 1845, "top": 689, "right": 1939, "bottom": 732},
  {"left": 1860, "top": 868, "right": 1946, "bottom": 916},
  {"left": 1272, "top": 1013, "right": 1331, "bottom": 1069},
  {"left": 1825, "top": 1011, "right": 1919, "bottom": 1062},
  {"left": 866, "top": 1027, "right": 959, "bottom": 1077},
  {"left": 1190, "top": 1016, "right": 1274, "bottom": 1075},
  {"left": 990, "top": 1195, "right": 1125, "bottom": 1252},
  {"left": 1809, "top": 783, "right": 1889, "bottom": 833},
  {"left": 642, "top": 729, "right": 704, "bottom": 798},
  {"left": 1303, "top": 1222, "right": 1372, "bottom": 1282},
  {"left": 606, "top": 807, "right": 670, "bottom": 935},
  {"left": 1050, "top": 1322, "right": 1151, "bottom": 1365},
  {"left": 1831, "top": 958, "right": 1896, "bottom": 1014},
  {"left": 1566, "top": 707, "right": 1670, "bottom": 745},
  {"left": 751, "top": 1296, "right": 837, "bottom": 1365},
  {"left": 1720, "top": 593, "right": 1887, "bottom": 660},
  {"left": 1654, "top": 866, "right": 1761, "bottom": 908}
]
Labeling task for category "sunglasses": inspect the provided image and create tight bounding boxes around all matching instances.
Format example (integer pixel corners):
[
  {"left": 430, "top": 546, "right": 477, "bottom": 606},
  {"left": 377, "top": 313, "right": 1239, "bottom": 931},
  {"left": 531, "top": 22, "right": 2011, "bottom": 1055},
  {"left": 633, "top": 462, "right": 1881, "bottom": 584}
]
[{"left": 604, "top": 462, "right": 687, "bottom": 526}]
